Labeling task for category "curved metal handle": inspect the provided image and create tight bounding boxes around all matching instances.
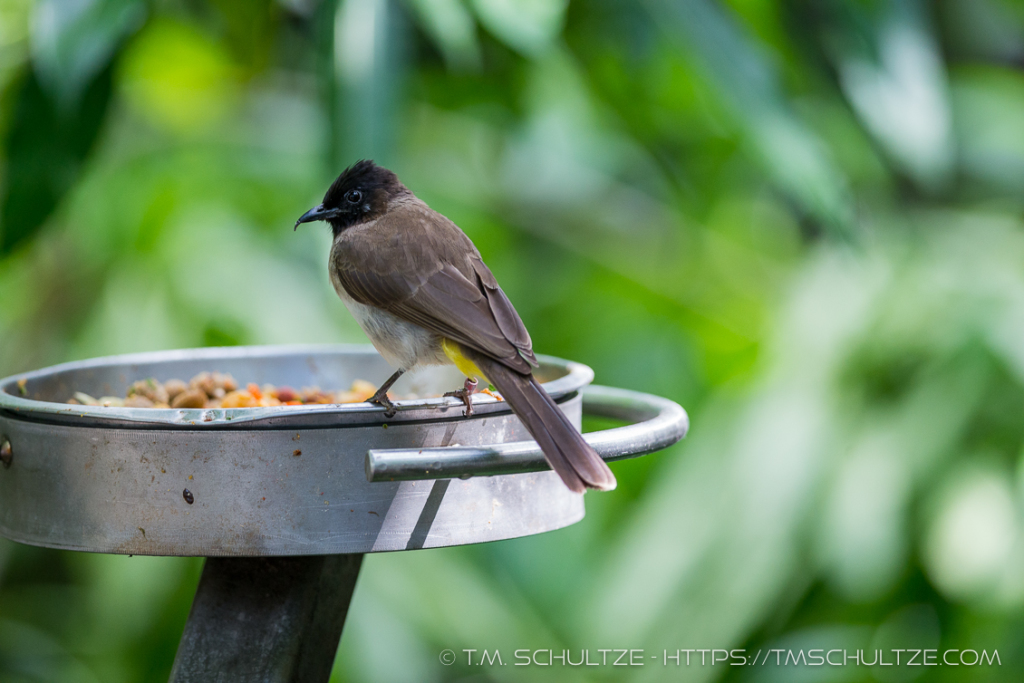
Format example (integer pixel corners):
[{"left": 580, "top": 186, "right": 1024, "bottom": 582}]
[{"left": 366, "top": 385, "right": 689, "bottom": 482}]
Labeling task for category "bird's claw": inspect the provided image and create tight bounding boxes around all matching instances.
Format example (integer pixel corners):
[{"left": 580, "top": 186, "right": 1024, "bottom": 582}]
[
  {"left": 369, "top": 391, "right": 397, "bottom": 418},
  {"left": 444, "top": 377, "right": 479, "bottom": 417}
]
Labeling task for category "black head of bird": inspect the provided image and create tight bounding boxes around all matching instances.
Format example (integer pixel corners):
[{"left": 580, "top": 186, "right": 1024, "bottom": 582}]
[{"left": 294, "top": 160, "right": 408, "bottom": 235}]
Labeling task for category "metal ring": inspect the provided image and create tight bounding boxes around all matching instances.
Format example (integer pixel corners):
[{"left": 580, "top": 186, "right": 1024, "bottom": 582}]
[
  {"left": 0, "top": 344, "right": 593, "bottom": 429},
  {"left": 365, "top": 385, "right": 689, "bottom": 482}
]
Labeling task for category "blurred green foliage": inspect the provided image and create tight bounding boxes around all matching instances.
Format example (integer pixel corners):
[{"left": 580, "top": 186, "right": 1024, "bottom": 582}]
[{"left": 2, "top": 0, "right": 1024, "bottom": 681}]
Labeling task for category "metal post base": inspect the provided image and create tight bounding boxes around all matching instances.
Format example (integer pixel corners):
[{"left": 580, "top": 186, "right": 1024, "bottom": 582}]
[{"left": 170, "top": 554, "right": 363, "bottom": 682}]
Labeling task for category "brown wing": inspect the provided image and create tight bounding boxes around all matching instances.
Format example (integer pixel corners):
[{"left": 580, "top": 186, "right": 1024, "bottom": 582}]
[{"left": 334, "top": 201, "right": 538, "bottom": 373}]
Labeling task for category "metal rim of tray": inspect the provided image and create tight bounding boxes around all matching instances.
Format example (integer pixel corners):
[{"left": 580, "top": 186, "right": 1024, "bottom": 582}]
[
  {"left": 0, "top": 345, "right": 688, "bottom": 558},
  {"left": 0, "top": 344, "right": 593, "bottom": 428}
]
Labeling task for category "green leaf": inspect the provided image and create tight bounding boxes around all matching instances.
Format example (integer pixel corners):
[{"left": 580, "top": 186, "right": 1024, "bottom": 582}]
[
  {"left": 403, "top": 0, "right": 481, "bottom": 71},
  {"left": 31, "top": 0, "right": 145, "bottom": 105},
  {"left": 817, "top": 0, "right": 955, "bottom": 191},
  {"left": 644, "top": 0, "right": 857, "bottom": 241},
  {"left": 0, "top": 63, "right": 113, "bottom": 256},
  {"left": 0, "top": 0, "right": 146, "bottom": 256},
  {"left": 470, "top": 0, "right": 567, "bottom": 58}
]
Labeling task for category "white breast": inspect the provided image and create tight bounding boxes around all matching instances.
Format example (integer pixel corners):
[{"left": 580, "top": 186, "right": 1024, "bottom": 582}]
[{"left": 328, "top": 236, "right": 448, "bottom": 371}]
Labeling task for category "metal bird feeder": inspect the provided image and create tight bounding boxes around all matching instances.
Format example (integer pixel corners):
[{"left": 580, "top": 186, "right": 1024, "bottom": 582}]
[{"left": 0, "top": 345, "right": 688, "bottom": 681}]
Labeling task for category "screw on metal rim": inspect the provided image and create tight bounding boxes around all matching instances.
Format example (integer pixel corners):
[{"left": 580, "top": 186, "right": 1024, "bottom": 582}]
[{"left": 0, "top": 438, "right": 11, "bottom": 468}]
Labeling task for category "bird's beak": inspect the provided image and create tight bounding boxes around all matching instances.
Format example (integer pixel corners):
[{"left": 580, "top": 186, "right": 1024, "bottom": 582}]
[{"left": 294, "top": 204, "right": 337, "bottom": 230}]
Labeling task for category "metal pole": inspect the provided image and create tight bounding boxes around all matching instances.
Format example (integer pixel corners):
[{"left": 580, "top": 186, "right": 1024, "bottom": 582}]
[{"left": 170, "top": 554, "right": 363, "bottom": 683}]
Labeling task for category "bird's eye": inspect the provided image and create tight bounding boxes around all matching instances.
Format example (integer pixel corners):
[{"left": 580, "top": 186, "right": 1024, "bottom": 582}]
[{"left": 345, "top": 190, "right": 362, "bottom": 204}]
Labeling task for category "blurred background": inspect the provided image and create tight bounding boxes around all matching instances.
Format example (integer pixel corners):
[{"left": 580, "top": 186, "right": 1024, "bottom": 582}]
[{"left": 1, "top": 0, "right": 1024, "bottom": 680}]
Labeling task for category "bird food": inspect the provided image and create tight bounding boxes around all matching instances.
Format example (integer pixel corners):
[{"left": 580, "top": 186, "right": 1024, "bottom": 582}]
[{"left": 67, "top": 371, "right": 380, "bottom": 409}]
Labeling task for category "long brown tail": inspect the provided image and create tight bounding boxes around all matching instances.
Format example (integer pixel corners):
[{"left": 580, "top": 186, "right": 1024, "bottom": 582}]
[{"left": 467, "top": 351, "right": 616, "bottom": 493}]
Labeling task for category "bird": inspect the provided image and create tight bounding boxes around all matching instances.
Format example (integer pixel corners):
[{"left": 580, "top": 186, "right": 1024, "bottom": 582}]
[{"left": 294, "top": 160, "right": 616, "bottom": 493}]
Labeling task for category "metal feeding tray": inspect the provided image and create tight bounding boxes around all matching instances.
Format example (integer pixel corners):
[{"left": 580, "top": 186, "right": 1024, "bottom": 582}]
[{"left": 0, "top": 345, "right": 688, "bottom": 682}]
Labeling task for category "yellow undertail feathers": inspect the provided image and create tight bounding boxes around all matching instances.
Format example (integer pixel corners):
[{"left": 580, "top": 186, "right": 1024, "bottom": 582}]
[{"left": 442, "top": 338, "right": 489, "bottom": 383}]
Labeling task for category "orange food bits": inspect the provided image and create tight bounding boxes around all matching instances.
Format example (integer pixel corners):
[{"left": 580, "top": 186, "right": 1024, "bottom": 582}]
[{"left": 220, "top": 390, "right": 258, "bottom": 408}]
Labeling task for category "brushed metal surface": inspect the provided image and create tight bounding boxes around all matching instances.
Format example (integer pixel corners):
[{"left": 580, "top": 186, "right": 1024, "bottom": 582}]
[{"left": 0, "top": 345, "right": 586, "bottom": 556}]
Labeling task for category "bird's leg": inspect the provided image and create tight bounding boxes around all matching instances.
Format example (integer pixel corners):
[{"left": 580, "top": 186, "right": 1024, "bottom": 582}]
[
  {"left": 369, "top": 368, "right": 405, "bottom": 418},
  {"left": 444, "top": 377, "right": 479, "bottom": 417}
]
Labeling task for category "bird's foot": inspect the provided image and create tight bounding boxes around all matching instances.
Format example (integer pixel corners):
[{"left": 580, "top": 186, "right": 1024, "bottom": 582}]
[
  {"left": 368, "top": 368, "right": 405, "bottom": 418},
  {"left": 444, "top": 377, "right": 479, "bottom": 417},
  {"left": 369, "top": 390, "right": 397, "bottom": 418}
]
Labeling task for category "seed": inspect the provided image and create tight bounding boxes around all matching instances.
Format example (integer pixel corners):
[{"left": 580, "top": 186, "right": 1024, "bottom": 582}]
[{"left": 171, "top": 389, "right": 207, "bottom": 409}]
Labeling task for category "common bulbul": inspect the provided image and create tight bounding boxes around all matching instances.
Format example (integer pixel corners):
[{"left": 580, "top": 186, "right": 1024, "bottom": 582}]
[{"left": 295, "top": 160, "right": 616, "bottom": 493}]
